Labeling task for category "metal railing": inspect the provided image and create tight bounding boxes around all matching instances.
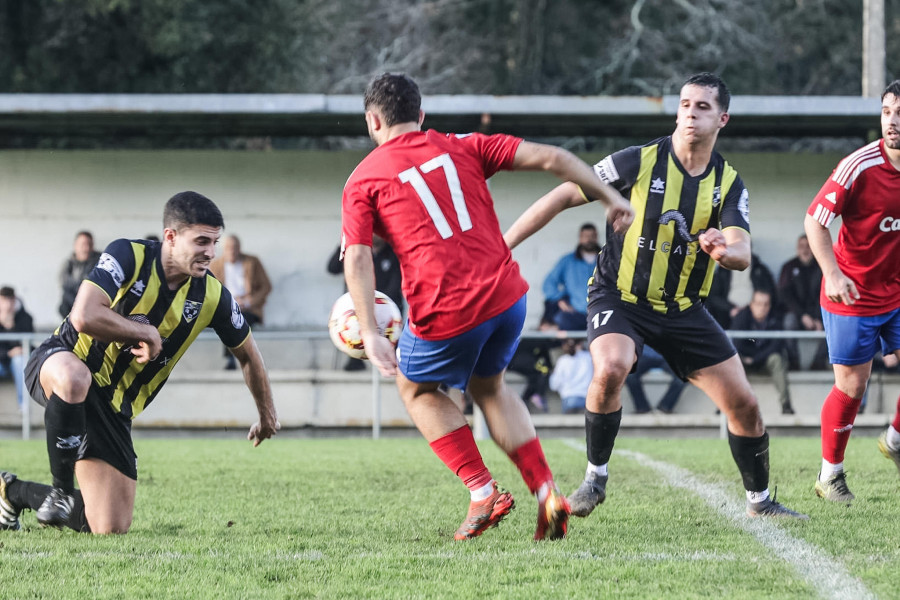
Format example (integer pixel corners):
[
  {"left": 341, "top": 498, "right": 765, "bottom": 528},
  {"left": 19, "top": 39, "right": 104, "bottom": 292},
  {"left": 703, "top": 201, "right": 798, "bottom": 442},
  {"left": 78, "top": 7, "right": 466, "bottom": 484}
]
[{"left": 0, "top": 329, "right": 831, "bottom": 441}]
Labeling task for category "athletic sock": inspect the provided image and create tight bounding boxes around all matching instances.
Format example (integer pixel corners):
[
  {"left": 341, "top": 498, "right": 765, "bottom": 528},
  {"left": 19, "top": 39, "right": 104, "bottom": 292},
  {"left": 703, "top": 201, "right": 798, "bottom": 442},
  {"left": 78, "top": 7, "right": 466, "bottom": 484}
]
[
  {"left": 887, "top": 424, "right": 900, "bottom": 451},
  {"left": 586, "top": 462, "right": 608, "bottom": 478},
  {"left": 44, "top": 393, "right": 86, "bottom": 494},
  {"left": 7, "top": 479, "right": 89, "bottom": 533},
  {"left": 820, "top": 459, "right": 843, "bottom": 479},
  {"left": 727, "top": 430, "right": 770, "bottom": 494},
  {"left": 429, "top": 425, "right": 493, "bottom": 493},
  {"left": 820, "top": 386, "right": 861, "bottom": 464},
  {"left": 507, "top": 437, "right": 553, "bottom": 495},
  {"left": 891, "top": 394, "right": 900, "bottom": 439},
  {"left": 585, "top": 408, "right": 622, "bottom": 467},
  {"left": 746, "top": 489, "right": 770, "bottom": 504}
]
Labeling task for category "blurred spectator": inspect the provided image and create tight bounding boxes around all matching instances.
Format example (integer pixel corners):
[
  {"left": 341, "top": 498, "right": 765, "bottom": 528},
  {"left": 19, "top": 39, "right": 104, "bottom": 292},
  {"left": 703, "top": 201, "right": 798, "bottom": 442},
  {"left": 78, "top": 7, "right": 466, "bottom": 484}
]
[
  {"left": 705, "top": 253, "right": 777, "bottom": 329},
  {"left": 0, "top": 286, "right": 34, "bottom": 411},
  {"left": 624, "top": 345, "right": 686, "bottom": 414},
  {"left": 209, "top": 235, "right": 272, "bottom": 370},
  {"left": 508, "top": 334, "right": 557, "bottom": 412},
  {"left": 58, "top": 230, "right": 101, "bottom": 318},
  {"left": 144, "top": 234, "right": 160, "bottom": 242},
  {"left": 541, "top": 223, "right": 598, "bottom": 331},
  {"left": 549, "top": 338, "right": 592, "bottom": 414},
  {"left": 778, "top": 234, "right": 827, "bottom": 370},
  {"left": 327, "top": 235, "right": 403, "bottom": 371},
  {"left": 732, "top": 290, "right": 795, "bottom": 415}
]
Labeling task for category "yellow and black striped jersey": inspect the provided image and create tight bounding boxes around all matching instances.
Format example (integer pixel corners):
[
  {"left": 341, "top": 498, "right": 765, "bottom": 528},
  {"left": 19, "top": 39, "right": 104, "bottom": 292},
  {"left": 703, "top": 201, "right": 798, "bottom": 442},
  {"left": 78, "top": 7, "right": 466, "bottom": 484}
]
[
  {"left": 588, "top": 136, "right": 750, "bottom": 313},
  {"left": 54, "top": 239, "right": 251, "bottom": 419}
]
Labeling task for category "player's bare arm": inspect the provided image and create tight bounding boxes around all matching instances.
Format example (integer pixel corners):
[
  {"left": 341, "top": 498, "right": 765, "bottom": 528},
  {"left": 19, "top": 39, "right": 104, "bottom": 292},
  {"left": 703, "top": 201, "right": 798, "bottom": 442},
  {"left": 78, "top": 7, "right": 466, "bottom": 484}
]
[
  {"left": 504, "top": 182, "right": 588, "bottom": 250},
  {"left": 511, "top": 142, "right": 634, "bottom": 232},
  {"left": 343, "top": 243, "right": 398, "bottom": 377},
  {"left": 698, "top": 227, "right": 750, "bottom": 271},
  {"left": 231, "top": 335, "right": 280, "bottom": 446},
  {"left": 69, "top": 281, "right": 163, "bottom": 362},
  {"left": 803, "top": 213, "right": 859, "bottom": 305}
]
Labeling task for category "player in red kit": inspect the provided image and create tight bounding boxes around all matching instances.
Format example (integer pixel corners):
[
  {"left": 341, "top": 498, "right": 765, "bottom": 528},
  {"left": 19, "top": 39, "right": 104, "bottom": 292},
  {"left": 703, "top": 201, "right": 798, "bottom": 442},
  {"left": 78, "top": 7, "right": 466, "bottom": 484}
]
[
  {"left": 807, "top": 80, "right": 900, "bottom": 503},
  {"left": 341, "top": 73, "right": 633, "bottom": 540}
]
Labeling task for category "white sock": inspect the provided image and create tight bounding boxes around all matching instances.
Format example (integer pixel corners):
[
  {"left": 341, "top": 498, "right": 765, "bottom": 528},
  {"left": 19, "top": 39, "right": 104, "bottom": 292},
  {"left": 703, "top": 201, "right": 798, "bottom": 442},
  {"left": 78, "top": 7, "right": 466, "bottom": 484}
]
[
  {"left": 820, "top": 460, "right": 843, "bottom": 480},
  {"left": 470, "top": 480, "right": 494, "bottom": 501},
  {"left": 586, "top": 462, "right": 608, "bottom": 478},
  {"left": 746, "top": 489, "right": 769, "bottom": 504},
  {"left": 536, "top": 482, "right": 551, "bottom": 502},
  {"left": 887, "top": 425, "right": 900, "bottom": 451}
]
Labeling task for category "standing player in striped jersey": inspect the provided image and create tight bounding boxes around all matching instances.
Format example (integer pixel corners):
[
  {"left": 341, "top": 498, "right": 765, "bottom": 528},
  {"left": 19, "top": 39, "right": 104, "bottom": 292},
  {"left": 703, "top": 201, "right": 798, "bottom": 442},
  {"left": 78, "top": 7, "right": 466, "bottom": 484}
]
[
  {"left": 807, "top": 81, "right": 900, "bottom": 503},
  {"left": 505, "top": 72, "right": 807, "bottom": 519},
  {"left": 342, "top": 73, "right": 633, "bottom": 541},
  {"left": 0, "top": 192, "right": 280, "bottom": 534}
]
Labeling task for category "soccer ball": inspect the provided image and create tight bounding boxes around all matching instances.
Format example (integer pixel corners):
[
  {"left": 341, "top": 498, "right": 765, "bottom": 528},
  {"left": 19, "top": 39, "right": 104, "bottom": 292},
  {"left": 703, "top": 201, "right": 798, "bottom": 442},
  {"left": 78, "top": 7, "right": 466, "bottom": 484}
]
[{"left": 328, "top": 291, "right": 403, "bottom": 359}]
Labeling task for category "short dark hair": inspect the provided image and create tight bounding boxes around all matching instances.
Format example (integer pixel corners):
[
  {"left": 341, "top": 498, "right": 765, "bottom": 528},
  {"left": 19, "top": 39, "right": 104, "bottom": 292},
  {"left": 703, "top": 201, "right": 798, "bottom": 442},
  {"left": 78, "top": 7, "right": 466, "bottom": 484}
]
[
  {"left": 683, "top": 72, "right": 731, "bottom": 112},
  {"left": 882, "top": 80, "right": 900, "bottom": 101},
  {"left": 0, "top": 286, "right": 14, "bottom": 298},
  {"left": 364, "top": 73, "right": 421, "bottom": 127},
  {"left": 580, "top": 223, "right": 597, "bottom": 233},
  {"left": 75, "top": 230, "right": 93, "bottom": 242},
  {"left": 163, "top": 191, "right": 225, "bottom": 231}
]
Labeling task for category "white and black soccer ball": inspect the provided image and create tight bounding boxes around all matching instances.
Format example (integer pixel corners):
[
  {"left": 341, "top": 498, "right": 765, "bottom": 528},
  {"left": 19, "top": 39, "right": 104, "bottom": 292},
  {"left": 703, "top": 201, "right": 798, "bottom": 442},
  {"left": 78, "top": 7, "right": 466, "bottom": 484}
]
[{"left": 328, "top": 291, "right": 402, "bottom": 359}]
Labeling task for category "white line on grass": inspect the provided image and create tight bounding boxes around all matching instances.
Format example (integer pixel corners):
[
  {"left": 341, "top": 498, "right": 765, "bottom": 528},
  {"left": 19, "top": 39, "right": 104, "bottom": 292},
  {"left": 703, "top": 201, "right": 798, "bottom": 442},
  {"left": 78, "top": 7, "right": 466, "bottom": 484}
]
[{"left": 561, "top": 439, "right": 875, "bottom": 600}]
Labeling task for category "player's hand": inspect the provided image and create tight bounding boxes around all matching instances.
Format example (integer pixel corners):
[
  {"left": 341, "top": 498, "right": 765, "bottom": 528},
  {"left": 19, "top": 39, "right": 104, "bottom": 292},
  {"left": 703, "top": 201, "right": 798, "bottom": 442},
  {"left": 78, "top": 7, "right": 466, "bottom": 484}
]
[
  {"left": 607, "top": 197, "right": 634, "bottom": 234},
  {"left": 131, "top": 328, "right": 163, "bottom": 363},
  {"left": 363, "top": 332, "right": 398, "bottom": 378},
  {"left": 248, "top": 416, "right": 281, "bottom": 447},
  {"left": 698, "top": 228, "right": 728, "bottom": 262},
  {"left": 824, "top": 269, "right": 859, "bottom": 305}
]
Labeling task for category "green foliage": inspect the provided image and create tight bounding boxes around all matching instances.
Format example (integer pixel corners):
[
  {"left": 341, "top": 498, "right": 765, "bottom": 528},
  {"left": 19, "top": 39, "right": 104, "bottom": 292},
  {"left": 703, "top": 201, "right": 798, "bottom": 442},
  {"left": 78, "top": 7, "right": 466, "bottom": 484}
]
[{"left": 1, "top": 435, "right": 898, "bottom": 598}]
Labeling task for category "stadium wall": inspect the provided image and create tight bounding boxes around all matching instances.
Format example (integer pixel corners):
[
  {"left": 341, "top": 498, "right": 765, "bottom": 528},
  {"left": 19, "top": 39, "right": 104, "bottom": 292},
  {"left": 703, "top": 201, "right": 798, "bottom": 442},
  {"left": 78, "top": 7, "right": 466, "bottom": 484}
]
[{"left": 0, "top": 149, "right": 840, "bottom": 331}]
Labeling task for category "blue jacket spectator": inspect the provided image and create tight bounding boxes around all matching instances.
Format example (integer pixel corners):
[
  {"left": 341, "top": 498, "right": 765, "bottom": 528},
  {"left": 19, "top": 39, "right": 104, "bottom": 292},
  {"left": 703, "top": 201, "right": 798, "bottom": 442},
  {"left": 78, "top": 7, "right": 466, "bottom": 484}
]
[{"left": 542, "top": 223, "right": 599, "bottom": 331}]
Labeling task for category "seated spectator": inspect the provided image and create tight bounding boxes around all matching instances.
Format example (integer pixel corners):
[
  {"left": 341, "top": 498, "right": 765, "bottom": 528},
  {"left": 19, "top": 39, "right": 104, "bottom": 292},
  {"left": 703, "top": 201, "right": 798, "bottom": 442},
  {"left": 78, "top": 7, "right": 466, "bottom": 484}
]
[
  {"left": 732, "top": 290, "right": 795, "bottom": 415},
  {"left": 705, "top": 253, "right": 778, "bottom": 329},
  {"left": 549, "top": 338, "right": 592, "bottom": 414},
  {"left": 542, "top": 223, "right": 598, "bottom": 331},
  {"left": 624, "top": 345, "right": 686, "bottom": 414},
  {"left": 0, "top": 286, "right": 34, "bottom": 411},
  {"left": 507, "top": 334, "right": 556, "bottom": 413},
  {"left": 209, "top": 235, "right": 272, "bottom": 370},
  {"left": 778, "top": 234, "right": 827, "bottom": 370},
  {"left": 58, "top": 230, "right": 101, "bottom": 318},
  {"left": 327, "top": 235, "right": 403, "bottom": 371}
]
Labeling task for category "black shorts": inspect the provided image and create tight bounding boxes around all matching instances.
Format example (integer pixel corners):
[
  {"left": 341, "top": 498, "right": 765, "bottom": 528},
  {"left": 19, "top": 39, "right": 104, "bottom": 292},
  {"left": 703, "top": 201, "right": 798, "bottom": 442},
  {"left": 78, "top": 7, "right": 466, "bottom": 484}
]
[
  {"left": 586, "top": 290, "right": 736, "bottom": 380},
  {"left": 25, "top": 336, "right": 138, "bottom": 480}
]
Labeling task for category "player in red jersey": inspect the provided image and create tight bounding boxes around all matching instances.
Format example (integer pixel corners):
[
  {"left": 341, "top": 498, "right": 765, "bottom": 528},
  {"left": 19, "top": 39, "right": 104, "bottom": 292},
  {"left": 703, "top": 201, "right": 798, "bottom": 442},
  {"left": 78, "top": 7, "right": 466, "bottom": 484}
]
[
  {"left": 341, "top": 73, "right": 633, "bottom": 540},
  {"left": 807, "top": 80, "right": 900, "bottom": 502}
]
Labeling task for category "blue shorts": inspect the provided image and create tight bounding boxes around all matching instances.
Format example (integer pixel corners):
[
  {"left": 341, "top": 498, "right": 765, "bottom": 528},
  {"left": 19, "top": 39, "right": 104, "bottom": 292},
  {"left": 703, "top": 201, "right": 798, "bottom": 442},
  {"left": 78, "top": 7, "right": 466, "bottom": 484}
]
[
  {"left": 397, "top": 295, "right": 527, "bottom": 390},
  {"left": 822, "top": 306, "right": 900, "bottom": 366}
]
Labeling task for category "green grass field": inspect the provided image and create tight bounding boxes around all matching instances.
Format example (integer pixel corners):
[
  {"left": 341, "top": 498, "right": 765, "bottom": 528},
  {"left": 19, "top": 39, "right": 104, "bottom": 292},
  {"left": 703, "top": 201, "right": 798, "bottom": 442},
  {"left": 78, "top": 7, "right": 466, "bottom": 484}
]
[{"left": 1, "top": 435, "right": 898, "bottom": 599}]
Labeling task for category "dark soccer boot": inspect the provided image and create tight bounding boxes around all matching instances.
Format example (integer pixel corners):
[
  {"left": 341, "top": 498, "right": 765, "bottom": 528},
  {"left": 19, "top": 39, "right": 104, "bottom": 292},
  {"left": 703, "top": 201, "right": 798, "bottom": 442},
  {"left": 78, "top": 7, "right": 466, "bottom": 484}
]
[
  {"left": 748, "top": 488, "right": 809, "bottom": 519},
  {"left": 568, "top": 472, "right": 607, "bottom": 517},
  {"left": 36, "top": 487, "right": 75, "bottom": 528},
  {"left": 0, "top": 472, "right": 22, "bottom": 531}
]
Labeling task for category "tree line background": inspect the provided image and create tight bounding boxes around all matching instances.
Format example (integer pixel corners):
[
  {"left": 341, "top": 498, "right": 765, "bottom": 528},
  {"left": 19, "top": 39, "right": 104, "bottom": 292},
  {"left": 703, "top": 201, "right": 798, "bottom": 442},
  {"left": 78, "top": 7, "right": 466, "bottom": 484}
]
[{"left": 1, "top": 0, "right": 895, "bottom": 96}]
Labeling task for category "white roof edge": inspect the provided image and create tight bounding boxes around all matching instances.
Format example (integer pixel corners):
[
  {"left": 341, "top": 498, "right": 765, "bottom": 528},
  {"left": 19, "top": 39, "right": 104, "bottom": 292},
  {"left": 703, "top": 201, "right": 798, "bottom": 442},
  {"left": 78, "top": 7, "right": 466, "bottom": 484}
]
[{"left": 0, "top": 93, "right": 882, "bottom": 116}]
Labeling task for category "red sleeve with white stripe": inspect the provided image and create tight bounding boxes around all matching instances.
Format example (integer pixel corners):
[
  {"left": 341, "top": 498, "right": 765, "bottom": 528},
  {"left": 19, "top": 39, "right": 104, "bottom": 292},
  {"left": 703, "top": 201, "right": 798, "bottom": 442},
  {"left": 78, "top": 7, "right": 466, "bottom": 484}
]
[{"left": 808, "top": 140, "right": 883, "bottom": 227}]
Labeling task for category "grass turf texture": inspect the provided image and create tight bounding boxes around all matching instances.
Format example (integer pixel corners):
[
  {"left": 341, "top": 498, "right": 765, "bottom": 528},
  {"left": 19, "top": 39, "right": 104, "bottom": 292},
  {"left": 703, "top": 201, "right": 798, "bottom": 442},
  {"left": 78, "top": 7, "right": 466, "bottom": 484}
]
[{"left": 1, "top": 436, "right": 899, "bottom": 599}]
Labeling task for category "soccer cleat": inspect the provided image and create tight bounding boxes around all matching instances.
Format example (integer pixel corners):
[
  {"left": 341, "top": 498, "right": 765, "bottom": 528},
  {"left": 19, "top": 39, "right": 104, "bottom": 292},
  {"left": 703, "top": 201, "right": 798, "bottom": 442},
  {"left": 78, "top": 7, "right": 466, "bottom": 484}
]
[
  {"left": 36, "top": 488, "right": 75, "bottom": 528},
  {"left": 0, "top": 472, "right": 22, "bottom": 531},
  {"left": 454, "top": 483, "right": 514, "bottom": 541},
  {"left": 877, "top": 430, "right": 900, "bottom": 476},
  {"left": 814, "top": 472, "right": 855, "bottom": 503},
  {"left": 534, "top": 485, "right": 570, "bottom": 540},
  {"left": 568, "top": 472, "right": 607, "bottom": 517},
  {"left": 747, "top": 490, "right": 809, "bottom": 519}
]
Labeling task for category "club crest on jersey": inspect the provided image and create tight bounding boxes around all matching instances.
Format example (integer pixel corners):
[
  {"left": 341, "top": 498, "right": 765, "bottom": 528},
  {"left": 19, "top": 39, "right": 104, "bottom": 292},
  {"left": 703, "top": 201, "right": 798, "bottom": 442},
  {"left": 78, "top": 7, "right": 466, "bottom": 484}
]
[
  {"left": 183, "top": 300, "right": 202, "bottom": 323},
  {"left": 712, "top": 186, "right": 721, "bottom": 207},
  {"left": 231, "top": 297, "right": 245, "bottom": 329},
  {"left": 97, "top": 252, "right": 125, "bottom": 288}
]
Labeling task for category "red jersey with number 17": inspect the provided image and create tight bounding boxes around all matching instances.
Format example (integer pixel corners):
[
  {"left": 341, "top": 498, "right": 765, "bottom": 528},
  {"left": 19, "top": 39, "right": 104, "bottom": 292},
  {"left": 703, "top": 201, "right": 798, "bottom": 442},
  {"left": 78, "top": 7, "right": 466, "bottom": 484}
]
[
  {"left": 807, "top": 139, "right": 900, "bottom": 316},
  {"left": 341, "top": 130, "right": 529, "bottom": 340}
]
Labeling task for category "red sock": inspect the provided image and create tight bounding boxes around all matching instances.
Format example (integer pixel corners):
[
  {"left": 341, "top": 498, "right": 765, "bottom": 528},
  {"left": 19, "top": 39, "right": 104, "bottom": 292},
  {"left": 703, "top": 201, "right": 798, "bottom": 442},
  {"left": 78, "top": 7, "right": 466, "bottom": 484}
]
[
  {"left": 508, "top": 437, "right": 553, "bottom": 494},
  {"left": 820, "top": 386, "right": 862, "bottom": 463},
  {"left": 892, "top": 394, "right": 900, "bottom": 432},
  {"left": 429, "top": 425, "right": 493, "bottom": 491}
]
